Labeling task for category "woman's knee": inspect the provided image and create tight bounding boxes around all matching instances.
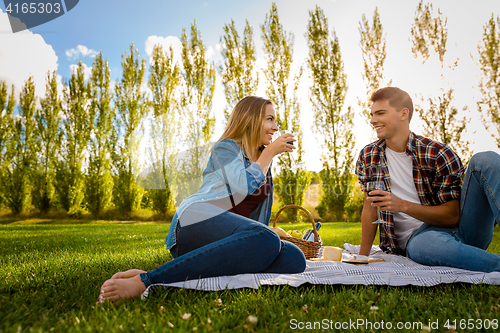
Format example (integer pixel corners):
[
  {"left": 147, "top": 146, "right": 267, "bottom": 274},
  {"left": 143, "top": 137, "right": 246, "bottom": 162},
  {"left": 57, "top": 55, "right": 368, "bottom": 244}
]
[
  {"left": 261, "top": 240, "right": 306, "bottom": 274},
  {"left": 238, "top": 223, "right": 282, "bottom": 255},
  {"left": 285, "top": 242, "right": 307, "bottom": 273},
  {"left": 259, "top": 225, "right": 283, "bottom": 252}
]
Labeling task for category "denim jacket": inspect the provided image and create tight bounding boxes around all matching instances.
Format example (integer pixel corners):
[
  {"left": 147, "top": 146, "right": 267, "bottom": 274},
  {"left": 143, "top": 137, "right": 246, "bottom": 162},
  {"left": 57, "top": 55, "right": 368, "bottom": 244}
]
[{"left": 164, "top": 139, "right": 274, "bottom": 250}]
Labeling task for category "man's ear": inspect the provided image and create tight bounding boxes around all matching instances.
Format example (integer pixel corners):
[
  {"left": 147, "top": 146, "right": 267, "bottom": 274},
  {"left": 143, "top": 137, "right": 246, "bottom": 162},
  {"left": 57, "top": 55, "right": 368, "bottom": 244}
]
[{"left": 400, "top": 108, "right": 409, "bottom": 121}]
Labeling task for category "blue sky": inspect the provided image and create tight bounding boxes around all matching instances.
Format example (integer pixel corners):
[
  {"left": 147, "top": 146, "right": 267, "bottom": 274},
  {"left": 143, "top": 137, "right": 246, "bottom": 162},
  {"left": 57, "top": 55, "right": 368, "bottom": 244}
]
[
  {"left": 2, "top": 0, "right": 277, "bottom": 81},
  {"left": 1, "top": 0, "right": 500, "bottom": 171},
  {"left": 43, "top": 0, "right": 267, "bottom": 79}
]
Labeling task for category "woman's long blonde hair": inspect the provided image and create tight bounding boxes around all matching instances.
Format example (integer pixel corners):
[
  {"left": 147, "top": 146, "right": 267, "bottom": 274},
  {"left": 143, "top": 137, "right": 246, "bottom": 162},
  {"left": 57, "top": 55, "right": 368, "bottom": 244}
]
[{"left": 218, "top": 96, "right": 273, "bottom": 162}]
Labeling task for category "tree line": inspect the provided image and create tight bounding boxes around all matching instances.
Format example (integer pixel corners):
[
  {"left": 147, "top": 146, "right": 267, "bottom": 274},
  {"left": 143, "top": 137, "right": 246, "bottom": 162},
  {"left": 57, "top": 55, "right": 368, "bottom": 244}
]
[{"left": 1, "top": 1, "right": 499, "bottom": 221}]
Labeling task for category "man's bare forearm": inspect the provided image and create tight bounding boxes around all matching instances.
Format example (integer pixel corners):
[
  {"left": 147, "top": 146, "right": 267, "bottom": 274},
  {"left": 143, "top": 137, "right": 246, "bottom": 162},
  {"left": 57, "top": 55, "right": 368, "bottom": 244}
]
[
  {"left": 359, "top": 196, "right": 378, "bottom": 256},
  {"left": 368, "top": 190, "right": 460, "bottom": 228},
  {"left": 400, "top": 199, "right": 459, "bottom": 227}
]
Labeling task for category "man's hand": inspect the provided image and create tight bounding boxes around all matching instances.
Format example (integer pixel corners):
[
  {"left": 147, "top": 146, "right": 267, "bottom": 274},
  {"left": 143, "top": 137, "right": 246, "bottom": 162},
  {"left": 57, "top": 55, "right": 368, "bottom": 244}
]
[
  {"left": 366, "top": 189, "right": 406, "bottom": 213},
  {"left": 366, "top": 190, "right": 459, "bottom": 228}
]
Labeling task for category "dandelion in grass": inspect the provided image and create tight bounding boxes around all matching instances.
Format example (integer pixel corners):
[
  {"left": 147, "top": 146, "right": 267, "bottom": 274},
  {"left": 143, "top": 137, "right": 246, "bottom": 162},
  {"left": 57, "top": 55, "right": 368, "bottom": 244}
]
[{"left": 181, "top": 313, "right": 191, "bottom": 320}]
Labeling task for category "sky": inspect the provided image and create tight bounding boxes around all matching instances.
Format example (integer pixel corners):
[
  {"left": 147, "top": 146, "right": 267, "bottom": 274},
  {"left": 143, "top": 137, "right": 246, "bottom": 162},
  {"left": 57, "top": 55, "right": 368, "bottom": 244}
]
[{"left": 1, "top": 0, "right": 500, "bottom": 172}]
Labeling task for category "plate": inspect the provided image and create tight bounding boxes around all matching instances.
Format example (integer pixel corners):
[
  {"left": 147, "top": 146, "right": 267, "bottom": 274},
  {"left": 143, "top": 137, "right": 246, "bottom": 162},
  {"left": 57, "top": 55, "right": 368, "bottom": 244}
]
[
  {"left": 308, "top": 258, "right": 385, "bottom": 264},
  {"left": 342, "top": 259, "right": 385, "bottom": 264}
]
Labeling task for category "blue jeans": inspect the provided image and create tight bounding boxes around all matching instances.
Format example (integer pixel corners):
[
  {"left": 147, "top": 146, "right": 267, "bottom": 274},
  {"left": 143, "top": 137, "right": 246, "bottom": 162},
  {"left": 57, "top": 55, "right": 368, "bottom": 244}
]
[
  {"left": 140, "top": 203, "right": 306, "bottom": 287},
  {"left": 406, "top": 151, "right": 500, "bottom": 272}
]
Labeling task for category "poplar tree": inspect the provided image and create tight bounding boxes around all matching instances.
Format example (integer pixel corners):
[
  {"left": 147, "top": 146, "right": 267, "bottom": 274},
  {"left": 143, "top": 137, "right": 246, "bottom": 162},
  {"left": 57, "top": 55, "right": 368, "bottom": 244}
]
[
  {"left": 220, "top": 19, "right": 258, "bottom": 121},
  {"left": 85, "top": 53, "right": 114, "bottom": 217},
  {"left": 55, "top": 62, "right": 92, "bottom": 215},
  {"left": 177, "top": 21, "right": 216, "bottom": 205},
  {"left": 32, "top": 71, "right": 62, "bottom": 213},
  {"left": 410, "top": 0, "right": 447, "bottom": 64},
  {"left": 0, "top": 82, "right": 15, "bottom": 209},
  {"left": 477, "top": 14, "right": 500, "bottom": 148},
  {"left": 114, "top": 43, "right": 147, "bottom": 214},
  {"left": 262, "top": 3, "right": 310, "bottom": 221},
  {"left": 4, "top": 77, "right": 37, "bottom": 213},
  {"left": 410, "top": 0, "right": 472, "bottom": 165},
  {"left": 415, "top": 88, "right": 468, "bottom": 153},
  {"left": 358, "top": 7, "right": 389, "bottom": 124},
  {"left": 147, "top": 43, "right": 180, "bottom": 215},
  {"left": 306, "top": 6, "right": 355, "bottom": 221}
]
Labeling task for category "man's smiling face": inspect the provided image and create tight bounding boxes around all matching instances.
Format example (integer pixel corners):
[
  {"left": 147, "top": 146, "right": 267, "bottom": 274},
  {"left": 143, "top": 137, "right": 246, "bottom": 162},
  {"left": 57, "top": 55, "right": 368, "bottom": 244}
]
[{"left": 370, "top": 99, "right": 407, "bottom": 141}]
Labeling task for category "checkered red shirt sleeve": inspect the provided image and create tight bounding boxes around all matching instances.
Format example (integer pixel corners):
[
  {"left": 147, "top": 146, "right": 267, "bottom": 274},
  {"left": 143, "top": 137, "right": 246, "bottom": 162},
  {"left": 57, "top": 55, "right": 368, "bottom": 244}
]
[
  {"left": 355, "top": 149, "right": 369, "bottom": 192},
  {"left": 433, "top": 145, "right": 464, "bottom": 204}
]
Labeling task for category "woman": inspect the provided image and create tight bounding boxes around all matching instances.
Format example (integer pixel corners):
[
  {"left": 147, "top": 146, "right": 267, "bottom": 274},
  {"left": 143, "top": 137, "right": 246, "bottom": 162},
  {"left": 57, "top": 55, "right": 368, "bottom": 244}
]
[{"left": 98, "top": 96, "right": 306, "bottom": 303}]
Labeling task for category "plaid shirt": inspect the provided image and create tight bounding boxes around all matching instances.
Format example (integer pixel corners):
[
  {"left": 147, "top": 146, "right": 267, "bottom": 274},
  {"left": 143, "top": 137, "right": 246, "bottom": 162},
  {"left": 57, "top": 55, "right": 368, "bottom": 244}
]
[{"left": 355, "top": 132, "right": 465, "bottom": 255}]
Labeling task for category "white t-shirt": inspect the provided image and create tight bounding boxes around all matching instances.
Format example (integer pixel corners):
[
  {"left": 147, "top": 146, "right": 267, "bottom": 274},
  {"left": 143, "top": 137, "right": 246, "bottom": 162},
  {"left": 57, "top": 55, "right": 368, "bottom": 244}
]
[{"left": 385, "top": 147, "right": 424, "bottom": 251}]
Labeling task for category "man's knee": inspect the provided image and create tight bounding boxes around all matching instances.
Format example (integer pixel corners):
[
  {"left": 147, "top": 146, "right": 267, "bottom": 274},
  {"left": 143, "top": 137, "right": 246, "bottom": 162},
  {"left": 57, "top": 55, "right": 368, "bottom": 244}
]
[
  {"left": 468, "top": 151, "right": 500, "bottom": 170},
  {"left": 407, "top": 230, "right": 443, "bottom": 259},
  {"left": 406, "top": 233, "right": 430, "bottom": 259},
  {"left": 407, "top": 229, "right": 460, "bottom": 264}
]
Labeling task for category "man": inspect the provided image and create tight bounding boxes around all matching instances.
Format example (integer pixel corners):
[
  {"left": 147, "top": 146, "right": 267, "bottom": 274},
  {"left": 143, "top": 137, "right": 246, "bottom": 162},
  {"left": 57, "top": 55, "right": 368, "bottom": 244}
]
[{"left": 355, "top": 86, "right": 500, "bottom": 272}]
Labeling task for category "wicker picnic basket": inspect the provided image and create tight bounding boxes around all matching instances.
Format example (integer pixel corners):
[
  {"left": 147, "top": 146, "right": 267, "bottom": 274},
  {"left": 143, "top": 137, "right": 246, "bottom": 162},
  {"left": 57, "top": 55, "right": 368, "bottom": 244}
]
[{"left": 272, "top": 204, "right": 322, "bottom": 259}]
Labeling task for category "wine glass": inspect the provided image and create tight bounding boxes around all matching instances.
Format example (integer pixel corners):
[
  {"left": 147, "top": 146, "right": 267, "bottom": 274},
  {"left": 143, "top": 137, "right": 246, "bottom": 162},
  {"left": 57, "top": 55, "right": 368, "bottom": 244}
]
[
  {"left": 275, "top": 129, "right": 304, "bottom": 171},
  {"left": 366, "top": 180, "right": 386, "bottom": 224}
]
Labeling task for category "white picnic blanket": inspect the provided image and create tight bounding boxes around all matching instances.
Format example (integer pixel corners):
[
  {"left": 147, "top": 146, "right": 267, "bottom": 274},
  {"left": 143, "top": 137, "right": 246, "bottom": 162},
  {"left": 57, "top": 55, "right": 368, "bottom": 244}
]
[{"left": 141, "top": 244, "right": 500, "bottom": 299}]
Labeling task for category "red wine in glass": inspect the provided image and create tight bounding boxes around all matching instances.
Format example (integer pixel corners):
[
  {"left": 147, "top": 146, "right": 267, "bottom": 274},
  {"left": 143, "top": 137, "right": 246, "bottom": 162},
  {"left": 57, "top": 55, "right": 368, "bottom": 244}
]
[{"left": 367, "top": 180, "right": 385, "bottom": 224}]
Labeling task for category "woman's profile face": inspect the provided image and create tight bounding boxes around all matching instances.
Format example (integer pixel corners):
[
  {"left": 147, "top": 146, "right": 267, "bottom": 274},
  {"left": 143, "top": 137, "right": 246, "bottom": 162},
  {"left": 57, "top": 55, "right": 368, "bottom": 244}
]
[{"left": 260, "top": 104, "right": 278, "bottom": 146}]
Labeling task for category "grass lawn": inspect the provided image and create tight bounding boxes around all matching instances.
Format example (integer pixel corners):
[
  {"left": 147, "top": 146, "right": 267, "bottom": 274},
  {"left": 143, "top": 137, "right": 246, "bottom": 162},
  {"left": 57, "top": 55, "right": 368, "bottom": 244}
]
[{"left": 1, "top": 220, "right": 500, "bottom": 332}]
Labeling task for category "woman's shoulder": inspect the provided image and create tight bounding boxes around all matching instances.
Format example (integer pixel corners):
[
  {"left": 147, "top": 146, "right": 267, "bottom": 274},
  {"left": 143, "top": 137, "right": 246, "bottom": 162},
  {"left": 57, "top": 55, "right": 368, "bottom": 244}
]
[
  {"left": 211, "top": 139, "right": 248, "bottom": 164},
  {"left": 213, "top": 139, "right": 242, "bottom": 151}
]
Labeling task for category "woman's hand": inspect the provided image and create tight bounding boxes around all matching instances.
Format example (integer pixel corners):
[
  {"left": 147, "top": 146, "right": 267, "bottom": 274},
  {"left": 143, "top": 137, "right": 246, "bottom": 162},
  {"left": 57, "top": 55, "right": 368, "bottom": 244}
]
[
  {"left": 255, "top": 133, "right": 296, "bottom": 174},
  {"left": 266, "top": 133, "right": 296, "bottom": 158}
]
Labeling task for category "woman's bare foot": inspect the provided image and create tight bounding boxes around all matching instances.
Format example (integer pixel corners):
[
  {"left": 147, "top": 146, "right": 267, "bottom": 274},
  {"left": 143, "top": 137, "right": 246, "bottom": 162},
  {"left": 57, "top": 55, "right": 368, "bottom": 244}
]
[
  {"left": 97, "top": 275, "right": 146, "bottom": 304},
  {"left": 111, "top": 269, "right": 147, "bottom": 279}
]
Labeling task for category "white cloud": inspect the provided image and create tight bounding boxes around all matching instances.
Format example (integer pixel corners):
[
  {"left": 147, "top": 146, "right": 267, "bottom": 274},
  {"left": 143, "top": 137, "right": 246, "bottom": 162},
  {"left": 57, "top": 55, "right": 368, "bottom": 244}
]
[
  {"left": 144, "top": 35, "right": 182, "bottom": 66},
  {"left": 0, "top": 10, "right": 58, "bottom": 99},
  {"left": 215, "top": 42, "right": 223, "bottom": 53},
  {"left": 65, "top": 45, "right": 99, "bottom": 60},
  {"left": 69, "top": 63, "right": 92, "bottom": 81},
  {"left": 206, "top": 46, "right": 215, "bottom": 60}
]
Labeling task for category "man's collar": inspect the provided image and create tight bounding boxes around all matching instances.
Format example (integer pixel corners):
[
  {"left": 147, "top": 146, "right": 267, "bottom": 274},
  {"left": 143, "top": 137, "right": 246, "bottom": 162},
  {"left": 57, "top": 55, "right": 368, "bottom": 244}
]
[
  {"left": 375, "top": 138, "right": 386, "bottom": 149},
  {"left": 405, "top": 131, "right": 417, "bottom": 155},
  {"left": 374, "top": 131, "right": 416, "bottom": 155}
]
